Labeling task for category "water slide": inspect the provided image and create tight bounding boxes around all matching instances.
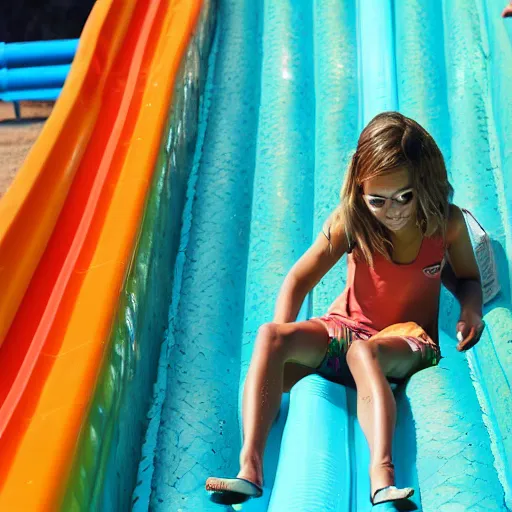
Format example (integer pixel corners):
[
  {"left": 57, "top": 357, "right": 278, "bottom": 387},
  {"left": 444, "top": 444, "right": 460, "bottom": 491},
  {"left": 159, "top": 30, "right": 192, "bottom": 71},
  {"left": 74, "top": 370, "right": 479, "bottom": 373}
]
[{"left": 0, "top": 0, "right": 510, "bottom": 510}]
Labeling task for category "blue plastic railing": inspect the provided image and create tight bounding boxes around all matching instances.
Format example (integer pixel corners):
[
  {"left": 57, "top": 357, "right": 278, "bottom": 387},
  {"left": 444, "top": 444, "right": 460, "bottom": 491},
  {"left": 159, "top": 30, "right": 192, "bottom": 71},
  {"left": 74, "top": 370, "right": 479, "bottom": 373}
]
[{"left": 0, "top": 39, "right": 78, "bottom": 118}]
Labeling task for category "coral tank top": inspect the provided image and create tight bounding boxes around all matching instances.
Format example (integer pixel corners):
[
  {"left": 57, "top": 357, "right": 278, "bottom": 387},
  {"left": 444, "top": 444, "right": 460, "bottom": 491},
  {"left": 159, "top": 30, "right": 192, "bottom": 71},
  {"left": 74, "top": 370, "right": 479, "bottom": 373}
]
[{"left": 328, "top": 236, "right": 446, "bottom": 343}]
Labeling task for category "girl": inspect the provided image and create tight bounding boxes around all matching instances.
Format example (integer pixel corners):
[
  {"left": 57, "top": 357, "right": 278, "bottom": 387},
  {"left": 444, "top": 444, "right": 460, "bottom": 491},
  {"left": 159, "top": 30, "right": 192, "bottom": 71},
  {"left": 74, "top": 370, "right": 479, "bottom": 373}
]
[{"left": 206, "top": 112, "right": 485, "bottom": 506}]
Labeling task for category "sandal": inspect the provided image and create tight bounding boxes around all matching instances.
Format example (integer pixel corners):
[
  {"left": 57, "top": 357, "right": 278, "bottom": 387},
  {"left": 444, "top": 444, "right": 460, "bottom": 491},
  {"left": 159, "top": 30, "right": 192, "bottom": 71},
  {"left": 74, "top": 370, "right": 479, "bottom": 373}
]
[
  {"left": 205, "top": 477, "right": 263, "bottom": 505},
  {"left": 371, "top": 485, "right": 414, "bottom": 506}
]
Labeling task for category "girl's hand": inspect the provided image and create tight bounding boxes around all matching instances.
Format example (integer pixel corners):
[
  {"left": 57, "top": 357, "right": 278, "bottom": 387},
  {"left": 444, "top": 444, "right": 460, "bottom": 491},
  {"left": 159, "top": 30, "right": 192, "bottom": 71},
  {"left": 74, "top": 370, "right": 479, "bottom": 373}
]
[
  {"left": 445, "top": 206, "right": 485, "bottom": 353},
  {"left": 456, "top": 309, "right": 485, "bottom": 352}
]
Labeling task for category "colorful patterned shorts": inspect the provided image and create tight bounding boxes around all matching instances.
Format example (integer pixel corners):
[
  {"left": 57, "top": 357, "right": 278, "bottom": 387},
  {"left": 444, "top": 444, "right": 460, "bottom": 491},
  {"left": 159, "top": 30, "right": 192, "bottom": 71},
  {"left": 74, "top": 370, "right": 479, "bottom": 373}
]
[{"left": 313, "top": 313, "right": 442, "bottom": 384}]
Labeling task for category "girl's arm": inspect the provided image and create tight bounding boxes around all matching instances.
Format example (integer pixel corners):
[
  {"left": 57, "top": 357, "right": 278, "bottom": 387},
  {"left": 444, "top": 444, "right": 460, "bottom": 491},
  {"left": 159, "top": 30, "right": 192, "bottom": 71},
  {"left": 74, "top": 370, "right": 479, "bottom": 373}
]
[
  {"left": 444, "top": 205, "right": 484, "bottom": 351},
  {"left": 273, "top": 216, "right": 348, "bottom": 324}
]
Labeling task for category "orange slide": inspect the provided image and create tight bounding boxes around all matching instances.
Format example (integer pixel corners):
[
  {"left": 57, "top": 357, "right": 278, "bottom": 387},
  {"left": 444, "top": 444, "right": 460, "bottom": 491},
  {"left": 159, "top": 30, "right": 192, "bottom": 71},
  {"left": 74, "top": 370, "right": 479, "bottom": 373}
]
[{"left": 0, "top": 0, "right": 202, "bottom": 508}]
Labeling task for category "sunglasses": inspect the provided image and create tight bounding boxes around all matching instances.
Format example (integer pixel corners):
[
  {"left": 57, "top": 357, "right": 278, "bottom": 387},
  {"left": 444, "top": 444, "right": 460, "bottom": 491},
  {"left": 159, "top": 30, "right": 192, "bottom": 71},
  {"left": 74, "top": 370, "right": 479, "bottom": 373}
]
[{"left": 363, "top": 188, "right": 415, "bottom": 209}]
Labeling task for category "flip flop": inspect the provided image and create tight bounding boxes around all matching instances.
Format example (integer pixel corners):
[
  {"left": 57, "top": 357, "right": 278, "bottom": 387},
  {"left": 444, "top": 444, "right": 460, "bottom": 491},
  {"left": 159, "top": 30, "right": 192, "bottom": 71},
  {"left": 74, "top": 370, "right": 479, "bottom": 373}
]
[
  {"left": 371, "top": 485, "right": 414, "bottom": 506},
  {"left": 205, "top": 477, "right": 263, "bottom": 505}
]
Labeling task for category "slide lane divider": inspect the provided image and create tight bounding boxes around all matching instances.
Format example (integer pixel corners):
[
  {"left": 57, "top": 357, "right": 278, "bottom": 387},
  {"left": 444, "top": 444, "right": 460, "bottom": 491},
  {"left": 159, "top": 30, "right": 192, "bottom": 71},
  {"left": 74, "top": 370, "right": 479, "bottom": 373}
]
[{"left": 267, "top": 1, "right": 361, "bottom": 511}]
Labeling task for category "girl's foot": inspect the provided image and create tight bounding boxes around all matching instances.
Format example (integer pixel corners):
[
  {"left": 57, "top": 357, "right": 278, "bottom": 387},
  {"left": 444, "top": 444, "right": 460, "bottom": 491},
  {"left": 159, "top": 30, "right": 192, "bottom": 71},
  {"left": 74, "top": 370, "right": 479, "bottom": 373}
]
[
  {"left": 503, "top": 2, "right": 512, "bottom": 17},
  {"left": 371, "top": 486, "right": 414, "bottom": 505},
  {"left": 205, "top": 477, "right": 263, "bottom": 505},
  {"left": 206, "top": 452, "right": 263, "bottom": 505},
  {"left": 370, "top": 461, "right": 395, "bottom": 499}
]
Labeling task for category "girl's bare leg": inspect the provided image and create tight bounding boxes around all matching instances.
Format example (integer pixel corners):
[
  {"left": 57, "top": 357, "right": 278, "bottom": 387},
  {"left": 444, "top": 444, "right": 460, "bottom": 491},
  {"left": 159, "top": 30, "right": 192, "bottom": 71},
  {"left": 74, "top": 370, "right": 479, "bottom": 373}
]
[
  {"left": 346, "top": 337, "right": 421, "bottom": 498},
  {"left": 237, "top": 320, "right": 330, "bottom": 486}
]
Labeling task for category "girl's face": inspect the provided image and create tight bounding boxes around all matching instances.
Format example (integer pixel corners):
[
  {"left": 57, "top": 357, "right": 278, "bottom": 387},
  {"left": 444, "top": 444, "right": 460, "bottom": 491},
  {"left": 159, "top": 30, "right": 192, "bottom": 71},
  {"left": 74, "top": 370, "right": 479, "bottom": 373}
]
[{"left": 362, "top": 168, "right": 417, "bottom": 233}]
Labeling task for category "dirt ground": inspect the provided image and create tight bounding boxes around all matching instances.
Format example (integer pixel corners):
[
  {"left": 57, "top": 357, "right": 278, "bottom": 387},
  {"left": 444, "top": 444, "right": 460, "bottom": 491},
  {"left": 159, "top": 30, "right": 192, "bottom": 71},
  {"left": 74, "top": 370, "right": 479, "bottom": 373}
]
[{"left": 0, "top": 101, "right": 54, "bottom": 200}]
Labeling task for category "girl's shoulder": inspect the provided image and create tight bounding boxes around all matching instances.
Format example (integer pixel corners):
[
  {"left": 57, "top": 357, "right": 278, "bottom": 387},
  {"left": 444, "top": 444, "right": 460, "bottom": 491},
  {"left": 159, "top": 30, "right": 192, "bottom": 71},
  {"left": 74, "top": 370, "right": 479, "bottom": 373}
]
[
  {"left": 445, "top": 204, "right": 466, "bottom": 246},
  {"left": 322, "top": 209, "right": 351, "bottom": 256}
]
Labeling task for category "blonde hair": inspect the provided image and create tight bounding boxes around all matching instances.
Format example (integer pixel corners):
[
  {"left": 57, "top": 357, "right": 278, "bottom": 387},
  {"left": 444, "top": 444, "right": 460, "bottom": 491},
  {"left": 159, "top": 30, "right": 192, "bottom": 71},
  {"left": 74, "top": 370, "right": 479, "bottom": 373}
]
[{"left": 330, "top": 112, "right": 453, "bottom": 266}]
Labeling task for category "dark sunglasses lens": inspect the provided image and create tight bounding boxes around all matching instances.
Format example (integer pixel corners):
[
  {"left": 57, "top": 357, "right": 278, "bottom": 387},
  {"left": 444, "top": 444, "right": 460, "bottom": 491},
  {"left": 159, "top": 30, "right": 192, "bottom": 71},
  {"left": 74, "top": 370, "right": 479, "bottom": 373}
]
[
  {"left": 396, "top": 191, "right": 414, "bottom": 205},
  {"left": 368, "top": 198, "right": 386, "bottom": 208}
]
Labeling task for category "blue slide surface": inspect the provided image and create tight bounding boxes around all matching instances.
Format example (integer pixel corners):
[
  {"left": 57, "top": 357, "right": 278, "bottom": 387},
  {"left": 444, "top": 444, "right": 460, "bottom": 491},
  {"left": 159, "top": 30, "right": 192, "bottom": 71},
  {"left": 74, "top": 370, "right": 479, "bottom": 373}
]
[{"left": 133, "top": 0, "right": 512, "bottom": 510}]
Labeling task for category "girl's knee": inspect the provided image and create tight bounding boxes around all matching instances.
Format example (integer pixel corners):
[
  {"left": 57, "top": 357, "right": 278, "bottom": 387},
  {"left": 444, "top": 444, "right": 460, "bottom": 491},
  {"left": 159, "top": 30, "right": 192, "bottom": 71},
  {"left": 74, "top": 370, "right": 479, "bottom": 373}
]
[
  {"left": 346, "top": 339, "right": 378, "bottom": 365},
  {"left": 256, "top": 322, "right": 286, "bottom": 355}
]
